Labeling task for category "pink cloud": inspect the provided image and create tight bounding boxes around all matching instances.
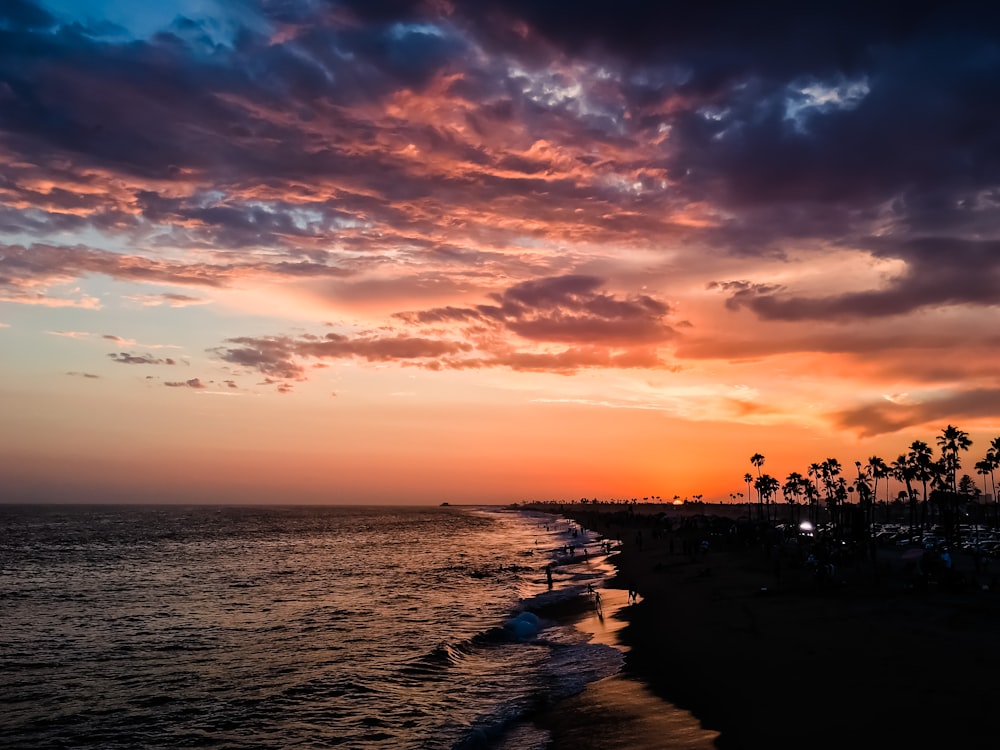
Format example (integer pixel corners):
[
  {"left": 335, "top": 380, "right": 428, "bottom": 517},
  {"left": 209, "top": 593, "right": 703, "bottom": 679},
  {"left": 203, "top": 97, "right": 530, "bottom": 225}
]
[{"left": 215, "top": 275, "right": 677, "bottom": 381}]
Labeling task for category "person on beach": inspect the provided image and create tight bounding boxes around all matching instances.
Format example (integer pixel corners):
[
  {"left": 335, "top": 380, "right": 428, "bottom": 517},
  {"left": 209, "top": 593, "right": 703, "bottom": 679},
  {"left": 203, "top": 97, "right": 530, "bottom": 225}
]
[{"left": 545, "top": 564, "right": 553, "bottom": 589}]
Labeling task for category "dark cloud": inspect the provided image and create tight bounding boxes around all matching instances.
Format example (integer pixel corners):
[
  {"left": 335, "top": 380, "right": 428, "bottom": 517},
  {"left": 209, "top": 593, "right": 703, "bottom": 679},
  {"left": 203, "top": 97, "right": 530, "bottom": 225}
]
[
  {"left": 399, "top": 274, "right": 675, "bottom": 345},
  {"left": 213, "top": 336, "right": 307, "bottom": 380},
  {"left": 663, "top": 39, "right": 1000, "bottom": 217},
  {"left": 0, "top": 0, "right": 710, "bottom": 267},
  {"left": 718, "top": 237, "right": 1000, "bottom": 321},
  {"left": 0, "top": 0, "right": 55, "bottom": 31},
  {"left": 215, "top": 332, "right": 472, "bottom": 379},
  {"left": 830, "top": 389, "right": 1000, "bottom": 438},
  {"left": 109, "top": 352, "right": 176, "bottom": 365},
  {"left": 164, "top": 377, "right": 205, "bottom": 388},
  {"left": 1, "top": 243, "right": 226, "bottom": 290},
  {"left": 470, "top": 1, "right": 949, "bottom": 69},
  {"left": 3, "top": 0, "right": 1000, "bottom": 375},
  {"left": 298, "top": 333, "right": 471, "bottom": 360},
  {"left": 148, "top": 292, "right": 208, "bottom": 307}
]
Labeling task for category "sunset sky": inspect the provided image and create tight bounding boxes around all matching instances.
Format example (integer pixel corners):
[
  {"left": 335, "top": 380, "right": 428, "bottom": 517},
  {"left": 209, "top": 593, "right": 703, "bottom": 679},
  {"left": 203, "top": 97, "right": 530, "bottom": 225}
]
[{"left": 3, "top": 1, "right": 1000, "bottom": 504}]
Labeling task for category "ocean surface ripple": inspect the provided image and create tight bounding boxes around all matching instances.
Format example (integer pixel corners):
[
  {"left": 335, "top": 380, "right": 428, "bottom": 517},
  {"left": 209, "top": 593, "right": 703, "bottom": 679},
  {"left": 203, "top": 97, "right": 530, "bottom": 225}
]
[{"left": 0, "top": 504, "right": 620, "bottom": 749}]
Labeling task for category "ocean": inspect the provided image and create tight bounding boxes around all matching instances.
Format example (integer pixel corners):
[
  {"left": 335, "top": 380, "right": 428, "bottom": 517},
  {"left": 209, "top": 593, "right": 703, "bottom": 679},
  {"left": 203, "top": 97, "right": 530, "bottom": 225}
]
[{"left": 0, "top": 504, "right": 626, "bottom": 749}]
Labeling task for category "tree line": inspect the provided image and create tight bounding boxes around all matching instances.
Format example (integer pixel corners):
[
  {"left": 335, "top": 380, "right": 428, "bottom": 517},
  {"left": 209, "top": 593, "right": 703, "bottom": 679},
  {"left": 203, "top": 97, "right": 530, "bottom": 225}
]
[{"left": 744, "top": 425, "right": 1000, "bottom": 541}]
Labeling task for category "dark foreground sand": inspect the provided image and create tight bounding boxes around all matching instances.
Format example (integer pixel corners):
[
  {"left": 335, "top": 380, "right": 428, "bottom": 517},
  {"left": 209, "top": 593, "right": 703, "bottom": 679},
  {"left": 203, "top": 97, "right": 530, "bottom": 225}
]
[{"left": 528, "top": 503, "right": 1000, "bottom": 749}]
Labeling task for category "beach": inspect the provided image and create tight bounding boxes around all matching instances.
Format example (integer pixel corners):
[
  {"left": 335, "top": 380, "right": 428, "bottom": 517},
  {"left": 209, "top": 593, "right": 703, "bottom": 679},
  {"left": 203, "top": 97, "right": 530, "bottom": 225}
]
[{"left": 527, "top": 503, "right": 1000, "bottom": 749}]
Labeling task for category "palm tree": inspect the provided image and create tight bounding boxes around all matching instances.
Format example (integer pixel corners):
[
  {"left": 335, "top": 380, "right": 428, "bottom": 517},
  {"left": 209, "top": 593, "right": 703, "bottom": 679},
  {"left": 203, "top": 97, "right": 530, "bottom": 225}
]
[
  {"left": 744, "top": 473, "right": 753, "bottom": 521},
  {"left": 820, "top": 458, "right": 843, "bottom": 534},
  {"left": 937, "top": 425, "right": 972, "bottom": 493},
  {"left": 750, "top": 454, "right": 765, "bottom": 521},
  {"left": 868, "top": 455, "right": 889, "bottom": 522},
  {"left": 807, "top": 463, "right": 822, "bottom": 525},
  {"left": 908, "top": 440, "right": 935, "bottom": 530},
  {"left": 990, "top": 436, "right": 1000, "bottom": 528},
  {"left": 976, "top": 459, "right": 992, "bottom": 513},
  {"left": 936, "top": 425, "right": 972, "bottom": 542},
  {"left": 891, "top": 453, "right": 917, "bottom": 534},
  {"left": 755, "top": 474, "right": 780, "bottom": 521},
  {"left": 784, "top": 472, "right": 806, "bottom": 524},
  {"left": 858, "top": 468, "right": 875, "bottom": 534}
]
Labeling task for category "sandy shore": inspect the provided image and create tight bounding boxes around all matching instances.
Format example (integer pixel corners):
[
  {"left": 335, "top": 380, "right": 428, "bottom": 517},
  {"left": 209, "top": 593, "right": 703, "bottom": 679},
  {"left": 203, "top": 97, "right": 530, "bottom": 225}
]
[
  {"left": 534, "top": 584, "right": 718, "bottom": 750},
  {"left": 528, "top": 503, "right": 1000, "bottom": 749}
]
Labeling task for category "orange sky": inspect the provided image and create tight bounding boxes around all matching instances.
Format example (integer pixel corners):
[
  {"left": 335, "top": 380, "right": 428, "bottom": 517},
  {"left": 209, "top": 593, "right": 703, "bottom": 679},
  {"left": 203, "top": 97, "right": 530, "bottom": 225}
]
[{"left": 3, "top": 2, "right": 1000, "bottom": 504}]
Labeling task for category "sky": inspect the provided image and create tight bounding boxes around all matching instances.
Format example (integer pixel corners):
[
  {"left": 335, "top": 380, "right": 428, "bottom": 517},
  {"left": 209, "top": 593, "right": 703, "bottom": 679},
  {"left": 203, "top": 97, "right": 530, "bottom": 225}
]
[{"left": 2, "top": 1, "right": 1000, "bottom": 505}]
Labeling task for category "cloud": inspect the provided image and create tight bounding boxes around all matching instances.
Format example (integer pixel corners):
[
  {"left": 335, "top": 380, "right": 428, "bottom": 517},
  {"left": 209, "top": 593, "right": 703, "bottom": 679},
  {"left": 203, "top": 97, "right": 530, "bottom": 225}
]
[
  {"left": 716, "top": 238, "right": 1000, "bottom": 321},
  {"left": 125, "top": 292, "right": 210, "bottom": 307},
  {"left": 214, "top": 337, "right": 307, "bottom": 380},
  {"left": 47, "top": 331, "right": 188, "bottom": 354},
  {"left": 443, "top": 345, "right": 668, "bottom": 374},
  {"left": 0, "top": 0, "right": 55, "bottom": 30},
  {"left": 214, "top": 275, "right": 677, "bottom": 381},
  {"left": 215, "top": 332, "right": 472, "bottom": 379},
  {"left": 0, "top": 242, "right": 352, "bottom": 307},
  {"left": 65, "top": 371, "right": 99, "bottom": 378},
  {"left": 102, "top": 334, "right": 134, "bottom": 345},
  {"left": 4, "top": 0, "right": 1000, "bottom": 439},
  {"left": 830, "top": 388, "right": 1000, "bottom": 438},
  {"left": 164, "top": 377, "right": 205, "bottom": 389},
  {"left": 398, "top": 275, "right": 675, "bottom": 345},
  {"left": 0, "top": 290, "right": 101, "bottom": 309},
  {"left": 109, "top": 352, "right": 176, "bottom": 365},
  {"left": 1, "top": 242, "right": 227, "bottom": 291},
  {"left": 1, "top": 1, "right": 996, "bottom": 271},
  {"left": 47, "top": 330, "right": 93, "bottom": 339}
]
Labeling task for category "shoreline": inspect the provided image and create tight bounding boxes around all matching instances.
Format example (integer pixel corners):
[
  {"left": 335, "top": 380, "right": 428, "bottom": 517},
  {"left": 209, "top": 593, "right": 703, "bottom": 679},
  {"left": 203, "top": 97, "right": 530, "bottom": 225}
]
[
  {"left": 526, "top": 503, "right": 1000, "bottom": 748},
  {"left": 532, "top": 583, "right": 718, "bottom": 750},
  {"left": 523, "top": 512, "right": 717, "bottom": 750}
]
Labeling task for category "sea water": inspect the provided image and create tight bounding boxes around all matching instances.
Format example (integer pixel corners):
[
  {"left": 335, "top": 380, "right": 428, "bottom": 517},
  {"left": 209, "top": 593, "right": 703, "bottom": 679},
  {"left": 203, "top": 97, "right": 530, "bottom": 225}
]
[{"left": 0, "top": 504, "right": 623, "bottom": 749}]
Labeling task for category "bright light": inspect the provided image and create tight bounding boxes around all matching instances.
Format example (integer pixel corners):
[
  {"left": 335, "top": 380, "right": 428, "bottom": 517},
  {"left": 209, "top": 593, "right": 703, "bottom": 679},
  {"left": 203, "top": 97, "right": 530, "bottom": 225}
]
[{"left": 799, "top": 521, "right": 814, "bottom": 532}]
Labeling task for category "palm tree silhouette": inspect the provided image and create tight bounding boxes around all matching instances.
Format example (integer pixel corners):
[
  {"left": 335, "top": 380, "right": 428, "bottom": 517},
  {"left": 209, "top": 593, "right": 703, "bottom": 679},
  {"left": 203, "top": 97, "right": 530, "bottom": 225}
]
[
  {"left": 755, "top": 474, "right": 780, "bottom": 522},
  {"left": 908, "top": 440, "right": 935, "bottom": 530},
  {"left": 783, "top": 472, "right": 805, "bottom": 524},
  {"left": 937, "top": 425, "right": 972, "bottom": 542},
  {"left": 937, "top": 425, "right": 972, "bottom": 493},
  {"left": 853, "top": 461, "right": 873, "bottom": 534},
  {"left": 816, "top": 458, "right": 845, "bottom": 534},
  {"left": 868, "top": 455, "right": 889, "bottom": 521},
  {"left": 989, "top": 436, "right": 1000, "bottom": 526},
  {"left": 976, "top": 460, "right": 992, "bottom": 515},
  {"left": 750, "top": 454, "right": 765, "bottom": 520},
  {"left": 807, "top": 463, "right": 822, "bottom": 525},
  {"left": 744, "top": 473, "right": 753, "bottom": 521},
  {"left": 891, "top": 453, "right": 918, "bottom": 534}
]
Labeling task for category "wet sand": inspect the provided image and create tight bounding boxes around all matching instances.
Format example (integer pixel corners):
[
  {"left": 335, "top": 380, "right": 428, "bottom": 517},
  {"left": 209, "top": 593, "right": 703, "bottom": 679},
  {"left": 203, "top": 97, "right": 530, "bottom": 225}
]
[
  {"left": 535, "top": 586, "right": 718, "bottom": 750},
  {"left": 530, "top": 503, "right": 1000, "bottom": 749}
]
